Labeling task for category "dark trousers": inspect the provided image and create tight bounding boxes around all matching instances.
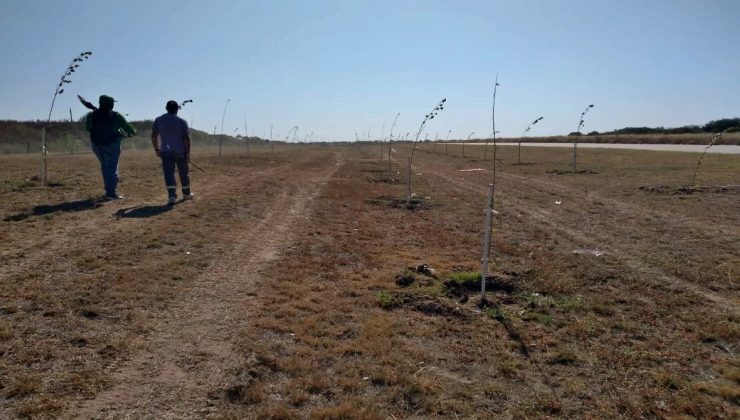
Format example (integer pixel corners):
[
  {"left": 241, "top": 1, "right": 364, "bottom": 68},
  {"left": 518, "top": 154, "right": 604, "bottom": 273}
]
[{"left": 161, "top": 153, "right": 190, "bottom": 197}]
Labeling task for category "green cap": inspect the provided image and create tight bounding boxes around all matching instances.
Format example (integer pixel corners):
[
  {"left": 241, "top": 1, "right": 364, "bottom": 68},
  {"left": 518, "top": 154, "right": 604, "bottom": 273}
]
[{"left": 99, "top": 95, "right": 115, "bottom": 111}]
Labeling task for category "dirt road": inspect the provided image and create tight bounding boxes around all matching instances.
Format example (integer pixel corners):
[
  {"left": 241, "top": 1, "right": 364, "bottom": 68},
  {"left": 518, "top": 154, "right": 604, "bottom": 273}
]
[{"left": 65, "top": 153, "right": 340, "bottom": 418}]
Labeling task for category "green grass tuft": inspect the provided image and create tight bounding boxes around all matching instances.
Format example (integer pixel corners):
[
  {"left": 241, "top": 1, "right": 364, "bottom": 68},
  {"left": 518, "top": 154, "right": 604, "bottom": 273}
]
[
  {"left": 448, "top": 271, "right": 481, "bottom": 286},
  {"left": 377, "top": 291, "right": 399, "bottom": 310}
]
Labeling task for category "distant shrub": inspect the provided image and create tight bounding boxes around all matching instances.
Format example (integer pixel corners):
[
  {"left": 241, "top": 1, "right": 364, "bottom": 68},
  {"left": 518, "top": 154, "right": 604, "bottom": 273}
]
[{"left": 703, "top": 118, "right": 740, "bottom": 133}]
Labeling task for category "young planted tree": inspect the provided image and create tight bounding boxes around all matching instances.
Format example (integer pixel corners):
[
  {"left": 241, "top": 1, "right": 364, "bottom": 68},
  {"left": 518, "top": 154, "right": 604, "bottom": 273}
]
[
  {"left": 243, "top": 113, "right": 251, "bottom": 158},
  {"left": 445, "top": 129, "right": 451, "bottom": 155},
  {"left": 480, "top": 74, "right": 500, "bottom": 305},
  {"left": 42, "top": 51, "right": 92, "bottom": 183},
  {"left": 573, "top": 104, "right": 594, "bottom": 172},
  {"left": 219, "top": 99, "right": 230, "bottom": 159},
  {"left": 518, "top": 116, "right": 543, "bottom": 164},
  {"left": 691, "top": 128, "right": 730, "bottom": 187},
  {"left": 406, "top": 98, "right": 446, "bottom": 205},
  {"left": 463, "top": 131, "right": 474, "bottom": 158},
  {"left": 386, "top": 113, "right": 400, "bottom": 181}
]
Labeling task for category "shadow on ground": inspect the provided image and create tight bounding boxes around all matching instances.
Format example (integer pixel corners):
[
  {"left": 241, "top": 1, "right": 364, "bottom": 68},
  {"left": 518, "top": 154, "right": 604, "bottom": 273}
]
[
  {"left": 114, "top": 205, "right": 172, "bottom": 219},
  {"left": 3, "top": 198, "right": 104, "bottom": 222}
]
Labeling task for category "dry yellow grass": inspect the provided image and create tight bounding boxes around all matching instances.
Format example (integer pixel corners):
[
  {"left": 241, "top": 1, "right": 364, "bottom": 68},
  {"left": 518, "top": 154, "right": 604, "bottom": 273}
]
[{"left": 1, "top": 144, "right": 738, "bottom": 418}]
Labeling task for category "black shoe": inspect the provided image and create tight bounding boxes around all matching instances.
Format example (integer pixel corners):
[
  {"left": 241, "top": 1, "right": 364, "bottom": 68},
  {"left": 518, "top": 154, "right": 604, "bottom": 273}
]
[{"left": 105, "top": 194, "right": 124, "bottom": 200}]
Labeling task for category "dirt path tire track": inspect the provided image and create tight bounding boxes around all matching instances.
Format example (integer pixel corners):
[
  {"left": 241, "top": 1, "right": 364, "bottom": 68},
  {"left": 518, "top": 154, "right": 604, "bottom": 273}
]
[
  {"left": 413, "top": 157, "right": 738, "bottom": 313},
  {"left": 65, "top": 153, "right": 343, "bottom": 419}
]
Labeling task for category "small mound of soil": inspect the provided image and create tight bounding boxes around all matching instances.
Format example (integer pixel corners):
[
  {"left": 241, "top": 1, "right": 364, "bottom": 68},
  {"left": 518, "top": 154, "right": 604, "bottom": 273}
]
[
  {"left": 395, "top": 264, "right": 437, "bottom": 287},
  {"left": 366, "top": 177, "right": 401, "bottom": 185},
  {"left": 399, "top": 293, "right": 465, "bottom": 318},
  {"left": 547, "top": 169, "right": 598, "bottom": 175},
  {"left": 360, "top": 168, "right": 386, "bottom": 174},
  {"left": 443, "top": 270, "right": 531, "bottom": 298},
  {"left": 366, "top": 196, "right": 432, "bottom": 211}
]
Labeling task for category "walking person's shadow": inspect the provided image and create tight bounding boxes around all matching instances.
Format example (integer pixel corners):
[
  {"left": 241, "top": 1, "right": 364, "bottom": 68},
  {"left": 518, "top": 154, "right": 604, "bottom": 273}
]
[
  {"left": 113, "top": 205, "right": 172, "bottom": 219},
  {"left": 3, "top": 198, "right": 105, "bottom": 222}
]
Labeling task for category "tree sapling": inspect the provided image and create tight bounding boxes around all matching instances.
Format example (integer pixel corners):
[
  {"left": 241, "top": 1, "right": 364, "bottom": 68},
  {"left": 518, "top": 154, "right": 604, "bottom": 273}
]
[
  {"left": 573, "top": 104, "right": 594, "bottom": 172},
  {"left": 42, "top": 51, "right": 92, "bottom": 183},
  {"left": 518, "top": 116, "right": 543, "bottom": 164},
  {"left": 406, "top": 98, "right": 446, "bottom": 205}
]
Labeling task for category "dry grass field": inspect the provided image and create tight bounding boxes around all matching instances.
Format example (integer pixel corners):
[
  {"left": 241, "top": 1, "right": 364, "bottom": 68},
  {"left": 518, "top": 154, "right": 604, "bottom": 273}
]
[{"left": 0, "top": 143, "right": 738, "bottom": 418}]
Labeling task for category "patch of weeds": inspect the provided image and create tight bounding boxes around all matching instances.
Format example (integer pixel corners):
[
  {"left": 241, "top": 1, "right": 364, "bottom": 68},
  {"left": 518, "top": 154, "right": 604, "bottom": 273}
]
[
  {"left": 395, "top": 269, "right": 419, "bottom": 287},
  {"left": 79, "top": 308, "right": 100, "bottom": 319},
  {"left": 448, "top": 271, "right": 481, "bottom": 287},
  {"left": 497, "top": 359, "right": 519, "bottom": 378},
  {"left": 548, "top": 349, "right": 579, "bottom": 366},
  {"left": 15, "top": 395, "right": 64, "bottom": 418},
  {"left": 7, "top": 374, "right": 41, "bottom": 398},
  {"left": 414, "top": 284, "right": 446, "bottom": 298},
  {"left": 0, "top": 322, "right": 12, "bottom": 341},
  {"left": 694, "top": 382, "right": 740, "bottom": 404},
  {"left": 394, "top": 383, "right": 426, "bottom": 411},
  {"left": 654, "top": 371, "right": 683, "bottom": 391},
  {"left": 302, "top": 376, "right": 330, "bottom": 395},
  {"left": 536, "top": 394, "right": 563, "bottom": 415},
  {"left": 224, "top": 381, "right": 265, "bottom": 405},
  {"left": 3, "top": 178, "right": 40, "bottom": 192},
  {"left": 523, "top": 311, "right": 554, "bottom": 326},
  {"left": 377, "top": 291, "right": 399, "bottom": 310},
  {"left": 556, "top": 295, "right": 589, "bottom": 312},
  {"left": 395, "top": 265, "right": 439, "bottom": 290},
  {"left": 485, "top": 305, "right": 511, "bottom": 322},
  {"left": 521, "top": 292, "right": 556, "bottom": 311}
]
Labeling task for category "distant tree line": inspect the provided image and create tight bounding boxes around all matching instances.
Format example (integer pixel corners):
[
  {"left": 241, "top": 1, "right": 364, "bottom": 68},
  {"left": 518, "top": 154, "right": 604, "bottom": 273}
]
[{"left": 569, "top": 117, "right": 740, "bottom": 136}]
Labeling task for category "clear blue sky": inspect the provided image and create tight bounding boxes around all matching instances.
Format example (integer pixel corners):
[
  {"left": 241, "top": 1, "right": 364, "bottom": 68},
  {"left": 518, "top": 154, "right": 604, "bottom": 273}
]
[{"left": 1, "top": 0, "right": 738, "bottom": 140}]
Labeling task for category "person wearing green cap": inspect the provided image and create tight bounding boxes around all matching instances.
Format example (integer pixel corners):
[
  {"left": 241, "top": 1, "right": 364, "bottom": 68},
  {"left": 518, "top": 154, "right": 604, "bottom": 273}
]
[{"left": 85, "top": 95, "right": 137, "bottom": 199}]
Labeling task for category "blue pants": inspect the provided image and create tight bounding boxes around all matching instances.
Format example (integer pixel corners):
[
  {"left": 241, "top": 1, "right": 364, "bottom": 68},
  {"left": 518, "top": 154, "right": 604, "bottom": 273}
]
[
  {"left": 91, "top": 141, "right": 122, "bottom": 197},
  {"left": 161, "top": 153, "right": 190, "bottom": 198}
]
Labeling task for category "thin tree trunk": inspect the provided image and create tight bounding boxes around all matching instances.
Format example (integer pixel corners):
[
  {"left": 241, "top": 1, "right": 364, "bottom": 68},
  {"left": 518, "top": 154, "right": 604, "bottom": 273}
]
[
  {"left": 405, "top": 157, "right": 412, "bottom": 205},
  {"left": 480, "top": 184, "right": 494, "bottom": 303},
  {"left": 41, "top": 128, "right": 47, "bottom": 184},
  {"left": 572, "top": 142, "right": 577, "bottom": 173}
]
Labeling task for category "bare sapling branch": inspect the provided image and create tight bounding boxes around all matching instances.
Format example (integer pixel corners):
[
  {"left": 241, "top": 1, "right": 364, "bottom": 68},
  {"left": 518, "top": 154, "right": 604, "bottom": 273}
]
[
  {"left": 43, "top": 51, "right": 92, "bottom": 183},
  {"left": 518, "top": 116, "right": 543, "bottom": 164},
  {"left": 480, "top": 74, "right": 500, "bottom": 305},
  {"left": 387, "top": 113, "right": 400, "bottom": 182},
  {"left": 406, "top": 98, "right": 446, "bottom": 205},
  {"left": 219, "top": 99, "right": 230, "bottom": 160},
  {"left": 573, "top": 104, "right": 594, "bottom": 172},
  {"left": 691, "top": 128, "right": 730, "bottom": 187}
]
